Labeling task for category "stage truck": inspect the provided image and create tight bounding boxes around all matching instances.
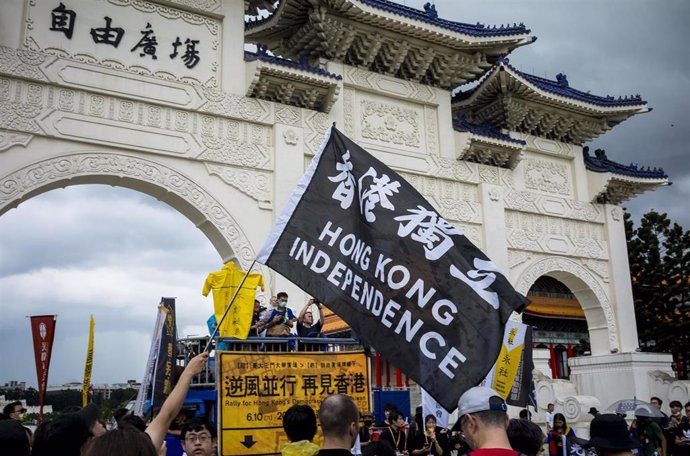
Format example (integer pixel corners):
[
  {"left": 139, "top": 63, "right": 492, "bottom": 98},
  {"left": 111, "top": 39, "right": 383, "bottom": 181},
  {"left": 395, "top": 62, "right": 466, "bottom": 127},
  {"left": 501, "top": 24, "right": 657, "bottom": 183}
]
[{"left": 167, "top": 335, "right": 412, "bottom": 456}]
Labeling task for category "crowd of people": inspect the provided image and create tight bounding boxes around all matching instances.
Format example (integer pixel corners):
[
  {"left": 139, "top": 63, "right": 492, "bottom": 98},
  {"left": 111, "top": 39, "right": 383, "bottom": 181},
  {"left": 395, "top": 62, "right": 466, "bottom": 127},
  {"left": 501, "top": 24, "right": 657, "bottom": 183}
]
[
  {"left": 541, "top": 397, "right": 690, "bottom": 456},
  {"left": 3, "top": 381, "right": 690, "bottom": 456}
]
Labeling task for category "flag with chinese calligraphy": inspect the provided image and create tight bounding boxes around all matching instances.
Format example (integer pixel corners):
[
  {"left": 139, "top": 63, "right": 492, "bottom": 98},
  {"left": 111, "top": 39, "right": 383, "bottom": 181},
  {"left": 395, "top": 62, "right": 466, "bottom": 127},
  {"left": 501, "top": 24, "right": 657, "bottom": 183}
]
[
  {"left": 82, "top": 315, "right": 95, "bottom": 406},
  {"left": 30, "top": 315, "right": 57, "bottom": 420},
  {"left": 152, "top": 297, "right": 176, "bottom": 411},
  {"left": 257, "top": 126, "right": 528, "bottom": 410},
  {"left": 480, "top": 320, "right": 534, "bottom": 407}
]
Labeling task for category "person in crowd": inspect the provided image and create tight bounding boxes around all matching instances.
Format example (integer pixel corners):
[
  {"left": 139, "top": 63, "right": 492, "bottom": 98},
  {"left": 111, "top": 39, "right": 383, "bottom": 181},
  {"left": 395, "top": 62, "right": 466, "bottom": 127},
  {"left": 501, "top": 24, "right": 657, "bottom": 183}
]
[
  {"left": 519, "top": 409, "right": 532, "bottom": 420},
  {"left": 317, "top": 394, "right": 360, "bottom": 456},
  {"left": 456, "top": 386, "right": 516, "bottom": 456},
  {"left": 165, "top": 410, "right": 190, "bottom": 456},
  {"left": 507, "top": 419, "right": 544, "bottom": 456},
  {"left": 410, "top": 414, "right": 447, "bottom": 456},
  {"left": 297, "top": 298, "right": 325, "bottom": 338},
  {"left": 143, "top": 352, "right": 208, "bottom": 452},
  {"left": 359, "top": 411, "right": 376, "bottom": 449},
  {"left": 652, "top": 397, "right": 671, "bottom": 429},
  {"left": 179, "top": 418, "right": 217, "bottom": 456},
  {"left": 364, "top": 441, "right": 398, "bottom": 456},
  {"left": 119, "top": 414, "right": 147, "bottom": 432},
  {"left": 81, "top": 426, "right": 158, "bottom": 456},
  {"left": 266, "top": 292, "right": 297, "bottom": 337},
  {"left": 545, "top": 413, "right": 575, "bottom": 456},
  {"left": 407, "top": 406, "right": 423, "bottom": 453},
  {"left": 0, "top": 418, "right": 31, "bottom": 456},
  {"left": 282, "top": 404, "right": 320, "bottom": 456},
  {"left": 545, "top": 404, "right": 555, "bottom": 431},
  {"left": 3, "top": 401, "right": 25, "bottom": 422},
  {"left": 32, "top": 402, "right": 104, "bottom": 456},
  {"left": 584, "top": 414, "right": 639, "bottom": 456},
  {"left": 379, "top": 411, "right": 408, "bottom": 455},
  {"left": 673, "top": 402, "right": 690, "bottom": 456},
  {"left": 377, "top": 404, "right": 398, "bottom": 428},
  {"left": 588, "top": 408, "right": 600, "bottom": 418},
  {"left": 250, "top": 299, "right": 270, "bottom": 337},
  {"left": 631, "top": 412, "right": 666, "bottom": 456}
]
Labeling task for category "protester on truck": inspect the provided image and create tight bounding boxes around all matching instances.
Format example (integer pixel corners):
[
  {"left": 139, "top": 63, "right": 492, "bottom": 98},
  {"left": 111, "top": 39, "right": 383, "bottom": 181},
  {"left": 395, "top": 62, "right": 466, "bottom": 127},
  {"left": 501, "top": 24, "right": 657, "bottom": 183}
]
[
  {"left": 266, "top": 292, "right": 297, "bottom": 337},
  {"left": 250, "top": 299, "right": 270, "bottom": 337},
  {"left": 297, "top": 298, "right": 325, "bottom": 338}
]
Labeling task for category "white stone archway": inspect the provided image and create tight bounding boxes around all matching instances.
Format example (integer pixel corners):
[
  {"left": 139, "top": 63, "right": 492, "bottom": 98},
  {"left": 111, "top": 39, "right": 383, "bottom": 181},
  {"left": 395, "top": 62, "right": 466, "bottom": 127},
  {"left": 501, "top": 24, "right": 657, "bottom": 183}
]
[
  {"left": 0, "top": 151, "right": 256, "bottom": 269},
  {"left": 515, "top": 256, "right": 618, "bottom": 355}
]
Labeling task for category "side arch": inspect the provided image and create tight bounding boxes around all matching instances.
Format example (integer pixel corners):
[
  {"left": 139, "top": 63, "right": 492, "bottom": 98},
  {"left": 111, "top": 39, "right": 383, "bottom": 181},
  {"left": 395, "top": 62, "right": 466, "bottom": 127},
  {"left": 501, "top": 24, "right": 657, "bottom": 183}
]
[
  {"left": 0, "top": 151, "right": 255, "bottom": 268},
  {"left": 515, "top": 257, "right": 618, "bottom": 355}
]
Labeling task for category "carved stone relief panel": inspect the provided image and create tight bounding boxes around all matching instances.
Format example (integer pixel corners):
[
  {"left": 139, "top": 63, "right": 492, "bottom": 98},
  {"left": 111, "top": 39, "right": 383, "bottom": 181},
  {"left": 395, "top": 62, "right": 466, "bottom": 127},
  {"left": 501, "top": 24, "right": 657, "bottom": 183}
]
[
  {"left": 524, "top": 158, "right": 571, "bottom": 196},
  {"left": 275, "top": 105, "right": 302, "bottom": 127},
  {"left": 505, "top": 211, "right": 608, "bottom": 259},
  {"left": 304, "top": 110, "right": 330, "bottom": 155},
  {"left": 24, "top": 0, "right": 221, "bottom": 87},
  {"left": 504, "top": 188, "right": 603, "bottom": 223},
  {"left": 344, "top": 66, "right": 436, "bottom": 104},
  {"left": 427, "top": 155, "right": 478, "bottom": 184},
  {"left": 205, "top": 163, "right": 272, "bottom": 209},
  {"left": 0, "top": 129, "right": 33, "bottom": 152},
  {"left": 359, "top": 98, "right": 421, "bottom": 149},
  {"left": 399, "top": 171, "right": 481, "bottom": 224},
  {"left": 343, "top": 87, "right": 355, "bottom": 136},
  {"left": 0, "top": 77, "right": 273, "bottom": 167},
  {"left": 165, "top": 0, "right": 222, "bottom": 15}
]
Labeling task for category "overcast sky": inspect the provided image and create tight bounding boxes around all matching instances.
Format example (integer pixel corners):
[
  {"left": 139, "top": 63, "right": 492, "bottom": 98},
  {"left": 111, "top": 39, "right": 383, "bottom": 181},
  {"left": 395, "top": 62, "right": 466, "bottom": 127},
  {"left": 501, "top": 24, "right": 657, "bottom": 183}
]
[{"left": 1, "top": 0, "right": 688, "bottom": 388}]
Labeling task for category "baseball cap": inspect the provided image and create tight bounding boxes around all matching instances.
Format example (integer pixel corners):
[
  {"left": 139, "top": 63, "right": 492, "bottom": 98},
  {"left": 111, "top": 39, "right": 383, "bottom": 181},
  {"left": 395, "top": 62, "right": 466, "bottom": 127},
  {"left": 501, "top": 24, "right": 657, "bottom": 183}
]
[{"left": 457, "top": 386, "right": 507, "bottom": 417}]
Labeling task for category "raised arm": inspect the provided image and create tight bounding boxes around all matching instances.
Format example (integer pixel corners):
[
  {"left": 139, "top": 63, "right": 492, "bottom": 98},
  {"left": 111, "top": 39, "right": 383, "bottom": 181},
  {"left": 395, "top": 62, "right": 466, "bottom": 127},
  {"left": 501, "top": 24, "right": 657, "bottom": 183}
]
[
  {"left": 297, "top": 299, "right": 313, "bottom": 324},
  {"left": 145, "top": 352, "right": 209, "bottom": 450}
]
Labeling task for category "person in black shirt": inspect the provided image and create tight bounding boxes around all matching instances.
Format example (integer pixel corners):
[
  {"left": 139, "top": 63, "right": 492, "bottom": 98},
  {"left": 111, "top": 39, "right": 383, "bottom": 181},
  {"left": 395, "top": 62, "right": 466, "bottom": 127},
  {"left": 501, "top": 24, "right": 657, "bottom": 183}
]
[
  {"left": 380, "top": 411, "right": 408, "bottom": 455},
  {"left": 360, "top": 411, "right": 375, "bottom": 449},
  {"left": 297, "top": 298, "right": 324, "bottom": 338},
  {"left": 317, "top": 394, "right": 360, "bottom": 456},
  {"left": 410, "top": 415, "right": 447, "bottom": 456}
]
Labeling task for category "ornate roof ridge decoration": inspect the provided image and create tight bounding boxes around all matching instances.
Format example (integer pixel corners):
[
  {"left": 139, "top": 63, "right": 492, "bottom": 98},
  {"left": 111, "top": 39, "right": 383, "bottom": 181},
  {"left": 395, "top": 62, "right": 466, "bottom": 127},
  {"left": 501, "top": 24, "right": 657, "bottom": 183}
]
[
  {"left": 454, "top": 60, "right": 647, "bottom": 108},
  {"left": 452, "top": 59, "right": 650, "bottom": 144},
  {"left": 245, "top": 48, "right": 343, "bottom": 80},
  {"left": 245, "top": 48, "right": 342, "bottom": 112},
  {"left": 583, "top": 146, "right": 669, "bottom": 205},
  {"left": 583, "top": 146, "right": 667, "bottom": 180},
  {"left": 245, "top": 0, "right": 535, "bottom": 89},
  {"left": 453, "top": 114, "right": 525, "bottom": 145},
  {"left": 453, "top": 115, "right": 525, "bottom": 169}
]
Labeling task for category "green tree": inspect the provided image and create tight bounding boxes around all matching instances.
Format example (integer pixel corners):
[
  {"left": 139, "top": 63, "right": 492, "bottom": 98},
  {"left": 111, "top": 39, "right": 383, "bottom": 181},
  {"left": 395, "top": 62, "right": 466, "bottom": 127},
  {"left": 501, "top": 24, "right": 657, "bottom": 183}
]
[{"left": 627, "top": 210, "right": 690, "bottom": 378}]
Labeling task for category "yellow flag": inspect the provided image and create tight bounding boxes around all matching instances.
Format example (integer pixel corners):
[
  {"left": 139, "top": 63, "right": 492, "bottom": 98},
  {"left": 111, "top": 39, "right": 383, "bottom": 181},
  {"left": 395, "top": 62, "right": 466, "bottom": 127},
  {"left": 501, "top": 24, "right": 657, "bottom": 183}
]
[
  {"left": 82, "top": 315, "right": 94, "bottom": 407},
  {"left": 202, "top": 263, "right": 264, "bottom": 340},
  {"left": 491, "top": 321, "right": 526, "bottom": 399}
]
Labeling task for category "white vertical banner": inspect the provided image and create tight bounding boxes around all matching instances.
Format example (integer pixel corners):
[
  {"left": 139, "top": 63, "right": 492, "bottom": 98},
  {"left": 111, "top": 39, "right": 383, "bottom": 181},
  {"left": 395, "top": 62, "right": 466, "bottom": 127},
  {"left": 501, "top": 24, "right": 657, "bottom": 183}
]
[
  {"left": 133, "top": 306, "right": 167, "bottom": 416},
  {"left": 421, "top": 388, "right": 450, "bottom": 428}
]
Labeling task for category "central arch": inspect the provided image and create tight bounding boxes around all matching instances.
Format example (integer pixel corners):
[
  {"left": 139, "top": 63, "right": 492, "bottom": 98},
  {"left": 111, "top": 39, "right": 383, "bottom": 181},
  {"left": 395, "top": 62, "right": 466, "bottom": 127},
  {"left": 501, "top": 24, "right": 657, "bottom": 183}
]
[
  {"left": 0, "top": 151, "right": 256, "bottom": 268},
  {"left": 515, "top": 257, "right": 618, "bottom": 355}
]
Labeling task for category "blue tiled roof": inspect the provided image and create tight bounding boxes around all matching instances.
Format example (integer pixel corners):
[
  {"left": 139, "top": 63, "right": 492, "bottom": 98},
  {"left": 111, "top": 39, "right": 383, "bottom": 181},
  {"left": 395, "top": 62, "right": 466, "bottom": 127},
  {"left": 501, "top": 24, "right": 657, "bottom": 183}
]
[
  {"left": 246, "top": 0, "right": 531, "bottom": 38},
  {"left": 455, "top": 60, "right": 647, "bottom": 108},
  {"left": 244, "top": 49, "right": 343, "bottom": 80},
  {"left": 453, "top": 115, "right": 525, "bottom": 145},
  {"left": 583, "top": 147, "right": 667, "bottom": 179}
]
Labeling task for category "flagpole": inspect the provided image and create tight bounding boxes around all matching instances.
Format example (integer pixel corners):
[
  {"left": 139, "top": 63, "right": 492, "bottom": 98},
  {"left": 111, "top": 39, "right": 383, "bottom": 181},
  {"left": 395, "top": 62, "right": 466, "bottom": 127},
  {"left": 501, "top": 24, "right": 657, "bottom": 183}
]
[{"left": 203, "top": 260, "right": 257, "bottom": 353}]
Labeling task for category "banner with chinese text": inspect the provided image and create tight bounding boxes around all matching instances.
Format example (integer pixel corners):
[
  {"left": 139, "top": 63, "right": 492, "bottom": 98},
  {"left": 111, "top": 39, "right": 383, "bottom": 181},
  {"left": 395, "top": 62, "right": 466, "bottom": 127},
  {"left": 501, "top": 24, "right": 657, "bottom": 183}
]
[
  {"left": 219, "top": 350, "right": 370, "bottom": 456},
  {"left": 152, "top": 297, "right": 176, "bottom": 411},
  {"left": 82, "top": 315, "right": 95, "bottom": 406},
  {"left": 30, "top": 315, "right": 57, "bottom": 419},
  {"left": 257, "top": 127, "right": 528, "bottom": 410}
]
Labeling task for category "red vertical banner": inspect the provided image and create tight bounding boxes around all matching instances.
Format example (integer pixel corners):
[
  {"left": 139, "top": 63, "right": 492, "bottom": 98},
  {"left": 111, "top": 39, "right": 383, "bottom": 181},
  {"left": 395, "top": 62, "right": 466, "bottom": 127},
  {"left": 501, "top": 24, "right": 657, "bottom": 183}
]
[{"left": 30, "top": 315, "right": 57, "bottom": 420}]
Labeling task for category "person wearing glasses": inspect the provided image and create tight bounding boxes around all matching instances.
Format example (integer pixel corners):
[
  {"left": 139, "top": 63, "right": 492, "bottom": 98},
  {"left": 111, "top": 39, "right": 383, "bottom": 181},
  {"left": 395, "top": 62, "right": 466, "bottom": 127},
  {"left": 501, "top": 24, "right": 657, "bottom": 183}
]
[
  {"left": 181, "top": 418, "right": 217, "bottom": 456},
  {"left": 3, "top": 401, "right": 26, "bottom": 421}
]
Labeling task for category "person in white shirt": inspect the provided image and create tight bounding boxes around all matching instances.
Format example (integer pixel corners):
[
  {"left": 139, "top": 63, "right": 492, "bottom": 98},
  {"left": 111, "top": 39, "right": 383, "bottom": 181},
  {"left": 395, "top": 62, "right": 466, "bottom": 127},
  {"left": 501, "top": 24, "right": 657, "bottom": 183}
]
[{"left": 545, "top": 404, "right": 555, "bottom": 431}]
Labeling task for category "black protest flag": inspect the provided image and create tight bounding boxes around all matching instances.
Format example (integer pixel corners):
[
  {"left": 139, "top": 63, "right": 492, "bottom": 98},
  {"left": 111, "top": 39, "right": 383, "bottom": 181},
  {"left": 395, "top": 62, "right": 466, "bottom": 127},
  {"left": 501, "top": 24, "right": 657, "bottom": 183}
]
[{"left": 257, "top": 127, "right": 528, "bottom": 410}]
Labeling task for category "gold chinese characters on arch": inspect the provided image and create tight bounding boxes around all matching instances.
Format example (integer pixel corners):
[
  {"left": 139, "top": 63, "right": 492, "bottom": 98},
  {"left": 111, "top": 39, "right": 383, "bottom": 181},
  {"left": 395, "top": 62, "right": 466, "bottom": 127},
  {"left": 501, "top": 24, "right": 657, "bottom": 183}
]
[{"left": 218, "top": 350, "right": 371, "bottom": 456}]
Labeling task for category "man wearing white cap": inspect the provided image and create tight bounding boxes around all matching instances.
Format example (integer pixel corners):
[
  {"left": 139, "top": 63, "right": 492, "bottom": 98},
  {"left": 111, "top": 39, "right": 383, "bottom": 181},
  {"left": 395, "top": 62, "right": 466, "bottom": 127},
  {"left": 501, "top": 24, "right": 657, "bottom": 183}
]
[{"left": 457, "top": 386, "right": 518, "bottom": 456}]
